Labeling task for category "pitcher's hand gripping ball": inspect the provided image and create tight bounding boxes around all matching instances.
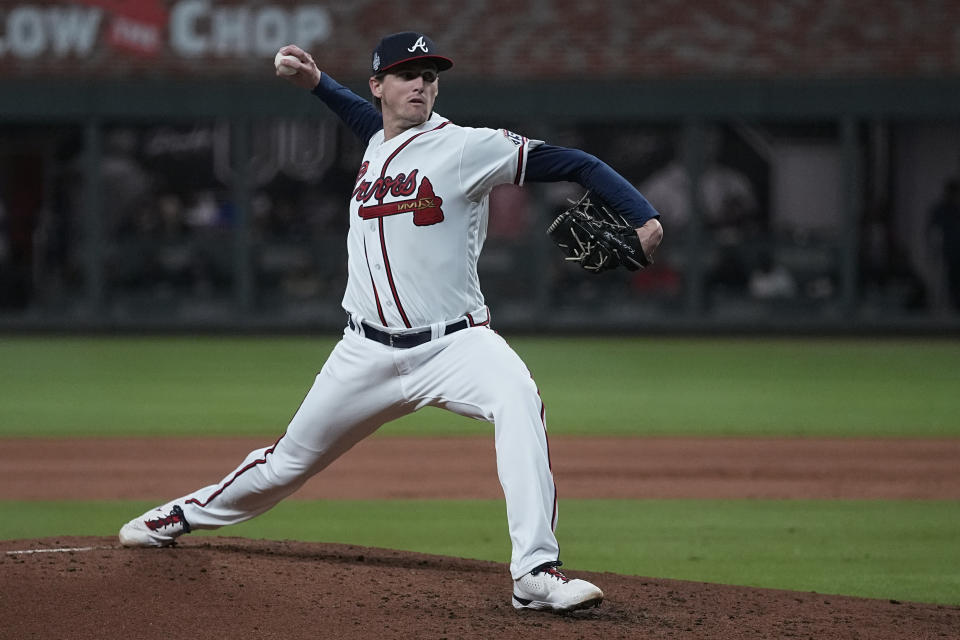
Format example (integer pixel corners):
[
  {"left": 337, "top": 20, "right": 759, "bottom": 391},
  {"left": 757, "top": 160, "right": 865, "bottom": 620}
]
[
  {"left": 547, "top": 191, "right": 652, "bottom": 273},
  {"left": 274, "top": 51, "right": 299, "bottom": 76}
]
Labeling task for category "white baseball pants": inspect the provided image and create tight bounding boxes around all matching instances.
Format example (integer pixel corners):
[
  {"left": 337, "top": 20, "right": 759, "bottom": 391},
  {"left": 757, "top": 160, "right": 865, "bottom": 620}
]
[{"left": 173, "top": 326, "right": 560, "bottom": 579}]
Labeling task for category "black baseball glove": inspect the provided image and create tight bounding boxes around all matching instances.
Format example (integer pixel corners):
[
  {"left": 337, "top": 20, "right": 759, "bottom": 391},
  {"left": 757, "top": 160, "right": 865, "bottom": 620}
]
[{"left": 546, "top": 192, "right": 652, "bottom": 273}]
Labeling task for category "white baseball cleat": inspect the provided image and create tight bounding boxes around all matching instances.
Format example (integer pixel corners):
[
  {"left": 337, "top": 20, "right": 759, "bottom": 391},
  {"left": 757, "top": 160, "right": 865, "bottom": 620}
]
[
  {"left": 118, "top": 504, "right": 192, "bottom": 547},
  {"left": 512, "top": 561, "right": 604, "bottom": 612}
]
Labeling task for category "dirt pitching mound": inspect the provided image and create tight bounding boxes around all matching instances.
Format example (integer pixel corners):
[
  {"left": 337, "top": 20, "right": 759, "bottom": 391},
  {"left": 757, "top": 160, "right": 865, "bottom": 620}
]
[{"left": 2, "top": 537, "right": 956, "bottom": 640}]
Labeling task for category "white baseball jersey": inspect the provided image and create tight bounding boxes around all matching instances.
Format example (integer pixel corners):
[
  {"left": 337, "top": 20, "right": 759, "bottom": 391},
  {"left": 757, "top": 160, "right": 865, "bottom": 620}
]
[{"left": 343, "top": 112, "right": 542, "bottom": 330}]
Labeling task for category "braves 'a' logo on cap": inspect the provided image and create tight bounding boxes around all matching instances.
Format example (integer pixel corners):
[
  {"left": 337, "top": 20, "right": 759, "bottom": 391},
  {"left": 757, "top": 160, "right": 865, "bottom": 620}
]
[{"left": 407, "top": 36, "right": 429, "bottom": 53}]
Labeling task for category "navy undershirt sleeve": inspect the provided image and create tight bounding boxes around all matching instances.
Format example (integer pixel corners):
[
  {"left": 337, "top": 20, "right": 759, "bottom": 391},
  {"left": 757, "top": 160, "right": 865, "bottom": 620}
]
[
  {"left": 311, "top": 74, "right": 383, "bottom": 145},
  {"left": 525, "top": 144, "right": 659, "bottom": 227}
]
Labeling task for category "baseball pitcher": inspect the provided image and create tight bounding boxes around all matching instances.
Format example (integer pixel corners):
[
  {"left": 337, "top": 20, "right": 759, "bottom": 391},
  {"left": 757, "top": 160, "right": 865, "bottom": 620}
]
[{"left": 119, "top": 31, "right": 663, "bottom": 613}]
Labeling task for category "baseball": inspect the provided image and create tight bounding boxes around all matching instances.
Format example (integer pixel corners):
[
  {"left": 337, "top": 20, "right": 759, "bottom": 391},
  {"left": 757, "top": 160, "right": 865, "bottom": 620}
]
[{"left": 274, "top": 51, "right": 299, "bottom": 76}]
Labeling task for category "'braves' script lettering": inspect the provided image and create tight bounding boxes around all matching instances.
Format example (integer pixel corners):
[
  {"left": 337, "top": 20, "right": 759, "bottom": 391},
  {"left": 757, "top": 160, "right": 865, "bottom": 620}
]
[{"left": 353, "top": 170, "right": 419, "bottom": 204}]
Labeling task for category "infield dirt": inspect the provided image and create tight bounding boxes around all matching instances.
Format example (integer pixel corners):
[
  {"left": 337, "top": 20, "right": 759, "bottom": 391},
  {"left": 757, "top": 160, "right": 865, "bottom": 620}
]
[
  {"left": 2, "top": 436, "right": 959, "bottom": 639},
  {"left": 3, "top": 436, "right": 959, "bottom": 500},
  {"left": 3, "top": 536, "right": 958, "bottom": 640}
]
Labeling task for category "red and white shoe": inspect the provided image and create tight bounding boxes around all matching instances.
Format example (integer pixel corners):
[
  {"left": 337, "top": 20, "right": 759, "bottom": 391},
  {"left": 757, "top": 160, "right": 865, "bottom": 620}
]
[
  {"left": 118, "top": 504, "right": 191, "bottom": 547},
  {"left": 512, "top": 561, "right": 603, "bottom": 612}
]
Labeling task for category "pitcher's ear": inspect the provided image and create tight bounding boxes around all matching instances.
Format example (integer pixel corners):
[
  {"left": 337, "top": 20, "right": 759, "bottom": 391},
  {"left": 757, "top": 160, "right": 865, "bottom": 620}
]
[{"left": 369, "top": 75, "right": 384, "bottom": 99}]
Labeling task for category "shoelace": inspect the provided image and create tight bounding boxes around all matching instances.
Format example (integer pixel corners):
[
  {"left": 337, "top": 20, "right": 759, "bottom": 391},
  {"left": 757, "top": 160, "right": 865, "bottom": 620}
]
[
  {"left": 145, "top": 505, "right": 191, "bottom": 532},
  {"left": 532, "top": 561, "right": 569, "bottom": 583}
]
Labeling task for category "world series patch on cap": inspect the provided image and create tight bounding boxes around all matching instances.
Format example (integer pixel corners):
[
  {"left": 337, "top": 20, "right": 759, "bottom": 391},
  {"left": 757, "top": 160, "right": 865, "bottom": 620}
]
[{"left": 371, "top": 32, "right": 454, "bottom": 75}]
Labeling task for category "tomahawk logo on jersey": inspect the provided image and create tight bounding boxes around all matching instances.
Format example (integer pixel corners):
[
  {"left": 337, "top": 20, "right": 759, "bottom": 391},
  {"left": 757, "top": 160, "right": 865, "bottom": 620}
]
[{"left": 357, "top": 175, "right": 445, "bottom": 226}]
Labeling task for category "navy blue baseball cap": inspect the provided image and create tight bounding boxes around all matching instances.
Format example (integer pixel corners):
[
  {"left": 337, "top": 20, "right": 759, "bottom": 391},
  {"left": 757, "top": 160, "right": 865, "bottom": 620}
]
[{"left": 371, "top": 32, "right": 453, "bottom": 75}]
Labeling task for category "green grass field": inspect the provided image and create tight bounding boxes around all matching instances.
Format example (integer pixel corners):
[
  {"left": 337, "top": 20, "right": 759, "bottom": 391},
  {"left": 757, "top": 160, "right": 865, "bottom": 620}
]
[
  {"left": 1, "top": 336, "right": 958, "bottom": 437},
  {"left": 2, "top": 336, "right": 959, "bottom": 605}
]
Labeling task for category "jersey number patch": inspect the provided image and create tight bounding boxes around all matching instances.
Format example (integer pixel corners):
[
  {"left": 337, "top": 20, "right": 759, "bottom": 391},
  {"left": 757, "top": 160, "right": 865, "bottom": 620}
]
[{"left": 501, "top": 129, "right": 526, "bottom": 147}]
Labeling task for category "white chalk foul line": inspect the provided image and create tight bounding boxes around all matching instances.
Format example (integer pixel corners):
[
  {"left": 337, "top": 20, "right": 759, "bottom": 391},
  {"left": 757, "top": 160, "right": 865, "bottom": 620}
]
[{"left": 5, "top": 546, "right": 104, "bottom": 555}]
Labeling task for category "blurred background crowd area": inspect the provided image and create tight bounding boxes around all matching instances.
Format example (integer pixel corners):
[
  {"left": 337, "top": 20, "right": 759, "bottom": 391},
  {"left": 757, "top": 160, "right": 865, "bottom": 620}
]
[{"left": 1, "top": 0, "right": 959, "bottom": 331}]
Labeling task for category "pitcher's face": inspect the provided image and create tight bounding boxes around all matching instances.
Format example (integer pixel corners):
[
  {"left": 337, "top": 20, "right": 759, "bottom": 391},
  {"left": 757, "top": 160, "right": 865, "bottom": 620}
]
[{"left": 371, "top": 63, "right": 439, "bottom": 130}]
